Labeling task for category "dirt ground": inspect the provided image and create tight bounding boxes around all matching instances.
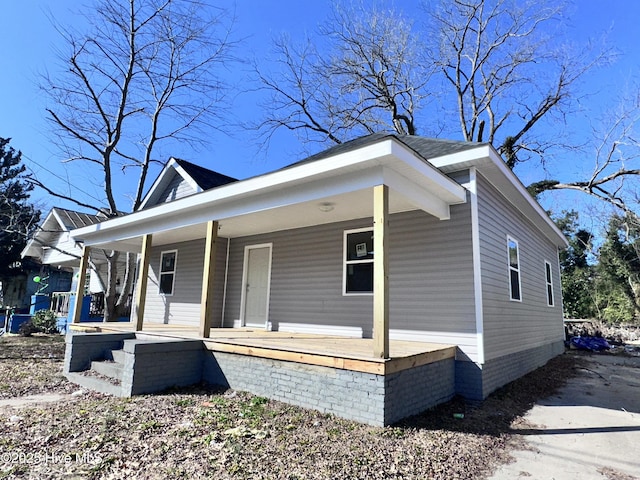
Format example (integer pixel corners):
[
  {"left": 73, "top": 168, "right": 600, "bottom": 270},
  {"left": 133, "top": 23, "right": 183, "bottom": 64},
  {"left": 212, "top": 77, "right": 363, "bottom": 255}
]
[{"left": 0, "top": 334, "right": 627, "bottom": 479}]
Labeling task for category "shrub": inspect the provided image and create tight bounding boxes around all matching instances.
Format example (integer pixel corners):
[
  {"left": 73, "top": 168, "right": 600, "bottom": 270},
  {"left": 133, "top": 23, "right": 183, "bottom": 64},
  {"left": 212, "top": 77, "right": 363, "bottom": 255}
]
[
  {"left": 18, "top": 321, "right": 38, "bottom": 337},
  {"left": 31, "top": 310, "right": 59, "bottom": 334}
]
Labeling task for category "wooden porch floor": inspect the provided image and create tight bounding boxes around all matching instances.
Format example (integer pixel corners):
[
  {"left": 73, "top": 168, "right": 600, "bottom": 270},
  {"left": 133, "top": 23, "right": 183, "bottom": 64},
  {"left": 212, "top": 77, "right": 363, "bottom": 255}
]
[{"left": 69, "top": 322, "right": 456, "bottom": 375}]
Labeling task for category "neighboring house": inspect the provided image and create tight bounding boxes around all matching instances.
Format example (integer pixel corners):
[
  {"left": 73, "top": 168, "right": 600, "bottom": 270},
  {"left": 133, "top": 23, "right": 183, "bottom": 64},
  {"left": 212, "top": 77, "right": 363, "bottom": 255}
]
[
  {"left": 0, "top": 257, "right": 72, "bottom": 312},
  {"left": 20, "top": 162, "right": 236, "bottom": 319},
  {"left": 67, "top": 134, "right": 567, "bottom": 417},
  {"left": 21, "top": 208, "right": 110, "bottom": 295}
]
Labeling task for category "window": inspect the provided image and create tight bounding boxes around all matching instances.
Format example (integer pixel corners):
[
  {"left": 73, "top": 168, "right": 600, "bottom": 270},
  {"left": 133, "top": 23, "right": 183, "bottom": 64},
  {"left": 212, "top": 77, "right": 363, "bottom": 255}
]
[
  {"left": 545, "top": 261, "right": 554, "bottom": 306},
  {"left": 507, "top": 237, "right": 521, "bottom": 301},
  {"left": 159, "top": 250, "right": 177, "bottom": 295},
  {"left": 344, "top": 228, "right": 374, "bottom": 294}
]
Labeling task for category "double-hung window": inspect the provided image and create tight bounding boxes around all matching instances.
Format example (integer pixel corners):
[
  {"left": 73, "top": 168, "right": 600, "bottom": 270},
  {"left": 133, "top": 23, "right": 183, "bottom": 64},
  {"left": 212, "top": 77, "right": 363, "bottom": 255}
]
[
  {"left": 507, "top": 237, "right": 521, "bottom": 301},
  {"left": 159, "top": 250, "right": 177, "bottom": 295},
  {"left": 344, "top": 228, "right": 374, "bottom": 294},
  {"left": 544, "top": 261, "right": 554, "bottom": 306}
]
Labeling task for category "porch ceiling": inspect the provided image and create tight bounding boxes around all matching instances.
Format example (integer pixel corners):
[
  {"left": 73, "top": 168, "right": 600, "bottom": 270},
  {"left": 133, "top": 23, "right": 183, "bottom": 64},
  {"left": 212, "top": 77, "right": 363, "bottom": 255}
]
[
  {"left": 71, "top": 138, "right": 468, "bottom": 253},
  {"left": 109, "top": 187, "right": 418, "bottom": 251}
]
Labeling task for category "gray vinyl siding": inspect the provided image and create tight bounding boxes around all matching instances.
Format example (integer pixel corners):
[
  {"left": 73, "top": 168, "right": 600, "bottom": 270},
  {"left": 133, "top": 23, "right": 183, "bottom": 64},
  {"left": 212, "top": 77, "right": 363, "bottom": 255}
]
[
  {"left": 476, "top": 172, "right": 564, "bottom": 362},
  {"left": 223, "top": 206, "right": 478, "bottom": 358},
  {"left": 447, "top": 170, "right": 470, "bottom": 185},
  {"left": 143, "top": 237, "right": 228, "bottom": 326},
  {"left": 153, "top": 173, "right": 197, "bottom": 205}
]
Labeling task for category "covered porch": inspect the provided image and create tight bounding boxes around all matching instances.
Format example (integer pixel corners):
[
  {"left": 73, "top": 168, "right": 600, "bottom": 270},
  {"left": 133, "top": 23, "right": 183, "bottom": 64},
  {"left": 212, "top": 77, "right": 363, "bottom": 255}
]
[
  {"left": 68, "top": 137, "right": 468, "bottom": 361},
  {"left": 68, "top": 321, "right": 456, "bottom": 375}
]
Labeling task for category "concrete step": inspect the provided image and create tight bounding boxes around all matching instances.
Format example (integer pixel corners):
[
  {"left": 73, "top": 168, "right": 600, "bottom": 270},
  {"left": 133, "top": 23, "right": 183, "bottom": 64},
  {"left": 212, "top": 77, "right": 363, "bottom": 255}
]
[
  {"left": 90, "top": 360, "right": 124, "bottom": 381},
  {"left": 65, "top": 372, "right": 123, "bottom": 397},
  {"left": 110, "top": 349, "right": 126, "bottom": 364}
]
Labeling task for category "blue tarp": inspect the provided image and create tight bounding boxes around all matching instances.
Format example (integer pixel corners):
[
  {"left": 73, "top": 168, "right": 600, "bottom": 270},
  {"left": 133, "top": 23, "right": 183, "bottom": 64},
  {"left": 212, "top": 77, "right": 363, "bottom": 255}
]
[{"left": 570, "top": 336, "right": 611, "bottom": 352}]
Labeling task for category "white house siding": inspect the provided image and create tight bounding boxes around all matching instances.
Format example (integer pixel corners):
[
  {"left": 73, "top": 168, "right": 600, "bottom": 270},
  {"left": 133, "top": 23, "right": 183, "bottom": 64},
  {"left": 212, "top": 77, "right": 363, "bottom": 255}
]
[
  {"left": 155, "top": 173, "right": 197, "bottom": 204},
  {"left": 476, "top": 172, "right": 564, "bottom": 362},
  {"left": 42, "top": 232, "right": 82, "bottom": 266},
  {"left": 223, "top": 206, "right": 479, "bottom": 359},
  {"left": 143, "top": 237, "right": 228, "bottom": 326}
]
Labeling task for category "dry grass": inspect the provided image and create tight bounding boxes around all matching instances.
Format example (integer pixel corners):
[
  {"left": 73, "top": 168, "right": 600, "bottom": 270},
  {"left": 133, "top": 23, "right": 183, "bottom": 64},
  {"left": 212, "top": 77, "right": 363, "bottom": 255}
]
[{"left": 0, "top": 335, "right": 583, "bottom": 480}]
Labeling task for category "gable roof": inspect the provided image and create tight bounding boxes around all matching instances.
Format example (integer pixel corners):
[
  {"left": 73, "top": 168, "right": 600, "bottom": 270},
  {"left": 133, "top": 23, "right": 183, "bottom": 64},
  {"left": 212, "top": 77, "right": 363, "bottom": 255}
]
[
  {"left": 21, "top": 207, "right": 106, "bottom": 260},
  {"left": 139, "top": 158, "right": 237, "bottom": 210},
  {"left": 289, "top": 133, "right": 566, "bottom": 248},
  {"left": 70, "top": 133, "right": 567, "bottom": 251},
  {"left": 71, "top": 136, "right": 468, "bottom": 251},
  {"left": 52, "top": 207, "right": 107, "bottom": 230}
]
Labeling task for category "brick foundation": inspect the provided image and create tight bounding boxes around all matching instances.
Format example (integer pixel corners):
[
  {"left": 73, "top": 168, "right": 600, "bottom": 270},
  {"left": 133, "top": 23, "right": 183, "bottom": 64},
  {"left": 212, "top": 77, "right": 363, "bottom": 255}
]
[
  {"left": 455, "top": 340, "right": 565, "bottom": 401},
  {"left": 202, "top": 350, "right": 455, "bottom": 426}
]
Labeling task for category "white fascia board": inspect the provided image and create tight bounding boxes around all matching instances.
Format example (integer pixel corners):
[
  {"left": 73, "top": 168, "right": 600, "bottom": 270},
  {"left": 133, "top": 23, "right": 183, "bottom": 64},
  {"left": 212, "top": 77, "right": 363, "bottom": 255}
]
[
  {"left": 138, "top": 158, "right": 186, "bottom": 210},
  {"left": 173, "top": 162, "right": 203, "bottom": 193},
  {"left": 430, "top": 144, "right": 568, "bottom": 248},
  {"left": 427, "top": 145, "right": 493, "bottom": 171},
  {"left": 382, "top": 167, "right": 454, "bottom": 220},
  {"left": 72, "top": 138, "right": 467, "bottom": 246},
  {"left": 20, "top": 236, "right": 41, "bottom": 259},
  {"left": 21, "top": 209, "right": 63, "bottom": 258},
  {"left": 73, "top": 167, "right": 388, "bottom": 247},
  {"left": 51, "top": 209, "right": 70, "bottom": 232},
  {"left": 485, "top": 148, "right": 568, "bottom": 248},
  {"left": 388, "top": 141, "right": 468, "bottom": 203}
]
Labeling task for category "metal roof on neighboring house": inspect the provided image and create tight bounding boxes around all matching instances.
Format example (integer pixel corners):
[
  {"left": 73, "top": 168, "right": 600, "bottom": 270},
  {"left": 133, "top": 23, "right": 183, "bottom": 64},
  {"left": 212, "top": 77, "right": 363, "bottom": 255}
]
[{"left": 52, "top": 207, "right": 107, "bottom": 231}]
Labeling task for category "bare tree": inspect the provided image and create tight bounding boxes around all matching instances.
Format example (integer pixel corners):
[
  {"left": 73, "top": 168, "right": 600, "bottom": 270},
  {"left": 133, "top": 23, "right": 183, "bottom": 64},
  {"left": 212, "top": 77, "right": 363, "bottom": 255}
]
[
  {"left": 431, "top": 0, "right": 608, "bottom": 168},
  {"left": 536, "top": 91, "right": 640, "bottom": 216},
  {"left": 255, "top": 0, "right": 640, "bottom": 215},
  {"left": 30, "top": 0, "right": 236, "bottom": 321},
  {"left": 254, "top": 2, "right": 432, "bottom": 148}
]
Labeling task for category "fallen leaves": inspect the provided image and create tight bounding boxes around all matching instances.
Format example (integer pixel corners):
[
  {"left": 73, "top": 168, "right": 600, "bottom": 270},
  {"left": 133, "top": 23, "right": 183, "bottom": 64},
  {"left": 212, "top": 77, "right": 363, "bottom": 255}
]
[{"left": 0, "top": 335, "right": 584, "bottom": 480}]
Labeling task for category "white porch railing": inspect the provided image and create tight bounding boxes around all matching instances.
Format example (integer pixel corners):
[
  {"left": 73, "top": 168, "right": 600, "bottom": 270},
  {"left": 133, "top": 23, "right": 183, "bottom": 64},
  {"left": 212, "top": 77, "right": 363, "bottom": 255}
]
[
  {"left": 49, "top": 292, "right": 132, "bottom": 319},
  {"left": 50, "top": 292, "right": 71, "bottom": 317}
]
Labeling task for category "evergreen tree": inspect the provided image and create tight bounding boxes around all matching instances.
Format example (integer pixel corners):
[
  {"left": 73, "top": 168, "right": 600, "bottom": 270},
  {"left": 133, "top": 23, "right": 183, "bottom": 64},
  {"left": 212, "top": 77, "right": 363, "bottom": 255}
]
[
  {"left": 0, "top": 138, "right": 40, "bottom": 284},
  {"left": 597, "top": 215, "right": 640, "bottom": 322},
  {"left": 555, "top": 211, "right": 597, "bottom": 319}
]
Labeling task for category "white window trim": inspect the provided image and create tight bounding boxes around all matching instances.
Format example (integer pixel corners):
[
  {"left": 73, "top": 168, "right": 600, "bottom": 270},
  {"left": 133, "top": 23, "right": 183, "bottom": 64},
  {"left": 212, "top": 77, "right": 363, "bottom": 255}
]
[
  {"left": 507, "top": 236, "right": 522, "bottom": 302},
  {"left": 544, "top": 260, "right": 554, "bottom": 307},
  {"left": 343, "top": 227, "right": 374, "bottom": 296},
  {"left": 159, "top": 249, "right": 178, "bottom": 296}
]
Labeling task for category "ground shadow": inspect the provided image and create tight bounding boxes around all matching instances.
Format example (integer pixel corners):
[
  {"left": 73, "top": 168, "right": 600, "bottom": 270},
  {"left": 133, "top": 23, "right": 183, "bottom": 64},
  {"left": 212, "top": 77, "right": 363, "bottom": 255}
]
[{"left": 395, "top": 351, "right": 637, "bottom": 436}]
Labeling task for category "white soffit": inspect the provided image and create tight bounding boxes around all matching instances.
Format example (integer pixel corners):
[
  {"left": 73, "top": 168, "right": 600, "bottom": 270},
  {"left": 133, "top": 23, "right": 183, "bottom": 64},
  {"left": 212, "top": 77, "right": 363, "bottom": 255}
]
[
  {"left": 429, "top": 144, "right": 567, "bottom": 248},
  {"left": 71, "top": 138, "right": 468, "bottom": 249},
  {"left": 21, "top": 209, "right": 65, "bottom": 259}
]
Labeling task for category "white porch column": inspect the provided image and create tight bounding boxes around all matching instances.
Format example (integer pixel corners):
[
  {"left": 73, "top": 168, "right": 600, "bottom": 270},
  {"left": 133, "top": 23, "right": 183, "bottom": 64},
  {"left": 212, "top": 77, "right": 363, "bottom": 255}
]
[
  {"left": 71, "top": 246, "right": 90, "bottom": 324},
  {"left": 199, "top": 220, "right": 219, "bottom": 338},
  {"left": 134, "top": 234, "right": 153, "bottom": 331},
  {"left": 373, "top": 184, "right": 390, "bottom": 359}
]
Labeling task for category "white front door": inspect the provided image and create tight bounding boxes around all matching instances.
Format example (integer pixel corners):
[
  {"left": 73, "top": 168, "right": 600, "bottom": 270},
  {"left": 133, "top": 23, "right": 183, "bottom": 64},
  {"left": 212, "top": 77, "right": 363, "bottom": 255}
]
[{"left": 241, "top": 244, "right": 272, "bottom": 328}]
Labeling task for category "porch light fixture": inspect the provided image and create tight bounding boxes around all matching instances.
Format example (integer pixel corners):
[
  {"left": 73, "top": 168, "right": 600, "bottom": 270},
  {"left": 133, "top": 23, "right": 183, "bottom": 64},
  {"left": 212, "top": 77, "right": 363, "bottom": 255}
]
[{"left": 318, "top": 202, "right": 335, "bottom": 212}]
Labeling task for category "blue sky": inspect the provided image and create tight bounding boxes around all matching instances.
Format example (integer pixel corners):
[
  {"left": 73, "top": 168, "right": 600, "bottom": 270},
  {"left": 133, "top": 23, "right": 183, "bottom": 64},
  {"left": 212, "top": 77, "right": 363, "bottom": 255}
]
[{"left": 1, "top": 0, "right": 639, "bottom": 223}]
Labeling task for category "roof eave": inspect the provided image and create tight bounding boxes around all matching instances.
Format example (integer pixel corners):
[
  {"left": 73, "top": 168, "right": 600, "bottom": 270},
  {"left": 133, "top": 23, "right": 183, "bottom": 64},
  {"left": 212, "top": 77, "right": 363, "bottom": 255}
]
[
  {"left": 430, "top": 144, "right": 568, "bottom": 248},
  {"left": 71, "top": 138, "right": 467, "bottom": 248}
]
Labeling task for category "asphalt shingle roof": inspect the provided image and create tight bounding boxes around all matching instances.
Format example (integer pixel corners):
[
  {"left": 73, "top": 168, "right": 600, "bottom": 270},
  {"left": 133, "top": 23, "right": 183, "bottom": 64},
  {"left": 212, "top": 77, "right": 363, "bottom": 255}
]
[
  {"left": 286, "top": 133, "right": 486, "bottom": 169},
  {"left": 174, "top": 158, "right": 238, "bottom": 190}
]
